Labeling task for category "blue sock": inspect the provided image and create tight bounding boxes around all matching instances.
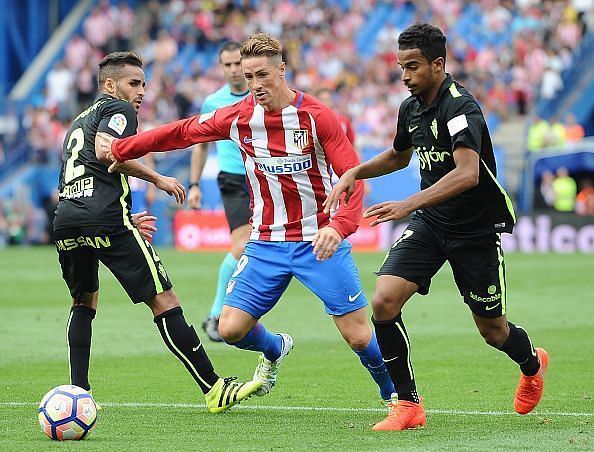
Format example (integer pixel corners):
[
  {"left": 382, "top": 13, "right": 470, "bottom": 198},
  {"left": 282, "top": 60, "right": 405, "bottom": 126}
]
[
  {"left": 229, "top": 323, "right": 282, "bottom": 361},
  {"left": 354, "top": 333, "right": 395, "bottom": 401},
  {"left": 209, "top": 253, "right": 238, "bottom": 318}
]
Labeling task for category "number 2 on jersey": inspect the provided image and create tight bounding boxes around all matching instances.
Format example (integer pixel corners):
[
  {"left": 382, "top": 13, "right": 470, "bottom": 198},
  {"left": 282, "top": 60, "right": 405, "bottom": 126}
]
[{"left": 64, "top": 127, "right": 85, "bottom": 183}]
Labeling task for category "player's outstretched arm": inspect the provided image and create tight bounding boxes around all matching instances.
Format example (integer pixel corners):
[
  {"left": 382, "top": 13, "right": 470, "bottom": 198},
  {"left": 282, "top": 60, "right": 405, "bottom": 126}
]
[
  {"left": 113, "top": 114, "right": 227, "bottom": 162},
  {"left": 324, "top": 147, "right": 413, "bottom": 214},
  {"left": 363, "top": 147, "right": 479, "bottom": 226},
  {"left": 104, "top": 157, "right": 186, "bottom": 205},
  {"left": 323, "top": 168, "right": 357, "bottom": 214},
  {"left": 95, "top": 132, "right": 185, "bottom": 204}
]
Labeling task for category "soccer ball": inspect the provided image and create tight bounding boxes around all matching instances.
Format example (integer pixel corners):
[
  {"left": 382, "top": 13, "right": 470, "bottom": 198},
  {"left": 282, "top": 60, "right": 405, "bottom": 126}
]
[{"left": 38, "top": 385, "right": 97, "bottom": 440}]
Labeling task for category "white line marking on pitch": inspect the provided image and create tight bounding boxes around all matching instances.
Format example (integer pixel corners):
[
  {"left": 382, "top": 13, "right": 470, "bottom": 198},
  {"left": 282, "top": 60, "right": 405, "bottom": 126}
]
[{"left": 2, "top": 401, "right": 592, "bottom": 417}]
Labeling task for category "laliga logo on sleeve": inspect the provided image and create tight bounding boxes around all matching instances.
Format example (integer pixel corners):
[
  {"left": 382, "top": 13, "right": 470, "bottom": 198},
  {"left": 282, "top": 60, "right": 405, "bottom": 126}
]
[{"left": 107, "top": 114, "right": 127, "bottom": 135}]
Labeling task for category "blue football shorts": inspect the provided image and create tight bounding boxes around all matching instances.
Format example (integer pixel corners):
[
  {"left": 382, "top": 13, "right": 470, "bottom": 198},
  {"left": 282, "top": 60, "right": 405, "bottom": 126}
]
[{"left": 224, "top": 240, "right": 368, "bottom": 318}]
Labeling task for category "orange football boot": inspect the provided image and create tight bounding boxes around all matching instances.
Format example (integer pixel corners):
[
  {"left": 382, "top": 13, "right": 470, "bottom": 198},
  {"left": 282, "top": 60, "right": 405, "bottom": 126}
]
[
  {"left": 372, "top": 399, "right": 426, "bottom": 431},
  {"left": 514, "top": 348, "right": 549, "bottom": 414}
]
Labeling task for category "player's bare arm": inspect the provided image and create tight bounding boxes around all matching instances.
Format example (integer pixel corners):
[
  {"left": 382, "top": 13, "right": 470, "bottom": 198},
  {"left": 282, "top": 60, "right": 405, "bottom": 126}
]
[
  {"left": 188, "top": 143, "right": 209, "bottom": 209},
  {"left": 123, "top": 162, "right": 186, "bottom": 205},
  {"left": 95, "top": 133, "right": 186, "bottom": 204},
  {"left": 153, "top": 175, "right": 186, "bottom": 204},
  {"left": 311, "top": 226, "right": 343, "bottom": 261},
  {"left": 323, "top": 147, "right": 413, "bottom": 213},
  {"left": 364, "top": 146, "right": 479, "bottom": 226}
]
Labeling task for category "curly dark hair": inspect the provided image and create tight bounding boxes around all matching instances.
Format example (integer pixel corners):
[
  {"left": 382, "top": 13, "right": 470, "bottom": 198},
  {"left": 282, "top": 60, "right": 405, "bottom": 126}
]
[{"left": 398, "top": 23, "right": 446, "bottom": 63}]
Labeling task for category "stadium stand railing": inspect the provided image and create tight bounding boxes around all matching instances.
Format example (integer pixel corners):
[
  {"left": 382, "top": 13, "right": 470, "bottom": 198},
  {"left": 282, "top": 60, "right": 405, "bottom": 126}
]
[{"left": 519, "top": 136, "right": 594, "bottom": 211}]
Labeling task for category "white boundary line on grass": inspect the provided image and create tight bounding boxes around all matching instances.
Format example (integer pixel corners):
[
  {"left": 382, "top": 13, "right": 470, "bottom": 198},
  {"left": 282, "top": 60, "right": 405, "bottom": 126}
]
[{"left": 2, "top": 401, "right": 592, "bottom": 417}]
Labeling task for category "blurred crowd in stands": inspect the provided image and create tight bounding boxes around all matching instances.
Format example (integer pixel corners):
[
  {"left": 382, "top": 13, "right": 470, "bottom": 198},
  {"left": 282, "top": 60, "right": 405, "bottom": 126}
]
[
  {"left": 526, "top": 113, "right": 585, "bottom": 152},
  {"left": 3, "top": 0, "right": 594, "bottom": 247},
  {"left": 21, "top": 0, "right": 594, "bottom": 164},
  {"left": 0, "top": 194, "right": 56, "bottom": 247}
]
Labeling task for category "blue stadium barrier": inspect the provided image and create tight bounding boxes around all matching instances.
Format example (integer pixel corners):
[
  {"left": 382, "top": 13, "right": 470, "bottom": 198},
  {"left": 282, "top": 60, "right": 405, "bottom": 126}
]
[{"left": 519, "top": 139, "right": 594, "bottom": 211}]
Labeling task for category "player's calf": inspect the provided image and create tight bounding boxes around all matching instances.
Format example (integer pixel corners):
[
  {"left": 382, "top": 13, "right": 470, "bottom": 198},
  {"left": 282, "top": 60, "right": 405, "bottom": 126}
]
[{"left": 154, "top": 306, "right": 219, "bottom": 393}]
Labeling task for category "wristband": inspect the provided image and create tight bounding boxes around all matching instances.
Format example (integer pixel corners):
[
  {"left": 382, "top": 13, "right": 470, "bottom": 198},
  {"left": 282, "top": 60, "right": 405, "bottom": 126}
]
[{"left": 189, "top": 182, "right": 200, "bottom": 189}]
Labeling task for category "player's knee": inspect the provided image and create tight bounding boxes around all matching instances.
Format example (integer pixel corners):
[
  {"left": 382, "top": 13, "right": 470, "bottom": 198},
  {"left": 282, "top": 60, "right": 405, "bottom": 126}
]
[
  {"left": 371, "top": 293, "right": 402, "bottom": 319},
  {"left": 217, "top": 319, "right": 243, "bottom": 343},
  {"left": 72, "top": 292, "right": 98, "bottom": 310},
  {"left": 344, "top": 333, "right": 370, "bottom": 351},
  {"left": 148, "top": 290, "right": 180, "bottom": 316},
  {"left": 218, "top": 328, "right": 243, "bottom": 344}
]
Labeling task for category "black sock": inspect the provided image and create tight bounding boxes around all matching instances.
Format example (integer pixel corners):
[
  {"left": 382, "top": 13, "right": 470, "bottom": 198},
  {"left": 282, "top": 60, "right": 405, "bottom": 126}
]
[
  {"left": 498, "top": 322, "right": 540, "bottom": 376},
  {"left": 372, "top": 314, "right": 419, "bottom": 404},
  {"left": 67, "top": 305, "right": 96, "bottom": 391},
  {"left": 154, "top": 307, "right": 219, "bottom": 394}
]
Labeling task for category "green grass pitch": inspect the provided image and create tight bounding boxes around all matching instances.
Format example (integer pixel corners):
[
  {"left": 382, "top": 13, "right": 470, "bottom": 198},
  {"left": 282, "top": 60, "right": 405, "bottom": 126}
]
[{"left": 0, "top": 247, "right": 592, "bottom": 450}]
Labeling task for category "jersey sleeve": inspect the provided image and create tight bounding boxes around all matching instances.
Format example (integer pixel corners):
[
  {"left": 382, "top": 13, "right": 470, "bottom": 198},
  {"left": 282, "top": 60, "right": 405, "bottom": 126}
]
[
  {"left": 392, "top": 100, "right": 412, "bottom": 152},
  {"left": 112, "top": 104, "right": 237, "bottom": 161},
  {"left": 316, "top": 107, "right": 364, "bottom": 238},
  {"left": 445, "top": 96, "right": 485, "bottom": 155},
  {"left": 98, "top": 101, "right": 138, "bottom": 139}
]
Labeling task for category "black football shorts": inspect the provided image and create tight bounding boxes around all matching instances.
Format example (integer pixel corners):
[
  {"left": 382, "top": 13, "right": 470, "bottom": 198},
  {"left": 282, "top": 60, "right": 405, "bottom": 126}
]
[
  {"left": 217, "top": 171, "right": 251, "bottom": 232},
  {"left": 54, "top": 225, "right": 172, "bottom": 304},
  {"left": 377, "top": 215, "right": 507, "bottom": 318}
]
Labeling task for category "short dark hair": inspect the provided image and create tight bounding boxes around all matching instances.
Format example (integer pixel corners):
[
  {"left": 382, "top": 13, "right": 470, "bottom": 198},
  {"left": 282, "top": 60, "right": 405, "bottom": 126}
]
[
  {"left": 218, "top": 41, "right": 241, "bottom": 60},
  {"left": 97, "top": 51, "right": 143, "bottom": 87},
  {"left": 398, "top": 23, "right": 446, "bottom": 63}
]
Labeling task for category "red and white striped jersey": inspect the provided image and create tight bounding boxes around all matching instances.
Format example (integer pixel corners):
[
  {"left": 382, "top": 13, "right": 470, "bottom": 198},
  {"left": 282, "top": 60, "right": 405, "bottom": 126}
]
[{"left": 112, "top": 91, "right": 364, "bottom": 241}]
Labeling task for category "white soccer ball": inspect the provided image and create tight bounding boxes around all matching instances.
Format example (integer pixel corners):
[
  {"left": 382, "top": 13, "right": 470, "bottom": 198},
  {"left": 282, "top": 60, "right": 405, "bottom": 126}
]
[{"left": 38, "top": 385, "right": 97, "bottom": 440}]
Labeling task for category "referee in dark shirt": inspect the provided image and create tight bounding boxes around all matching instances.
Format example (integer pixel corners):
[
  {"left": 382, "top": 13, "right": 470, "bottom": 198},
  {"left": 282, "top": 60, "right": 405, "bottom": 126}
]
[{"left": 324, "top": 22, "right": 548, "bottom": 431}]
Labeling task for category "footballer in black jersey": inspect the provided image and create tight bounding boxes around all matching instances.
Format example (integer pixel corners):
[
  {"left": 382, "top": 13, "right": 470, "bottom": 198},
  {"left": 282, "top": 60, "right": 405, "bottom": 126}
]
[
  {"left": 54, "top": 93, "right": 140, "bottom": 229},
  {"left": 53, "top": 51, "right": 261, "bottom": 412},
  {"left": 325, "top": 23, "right": 548, "bottom": 430}
]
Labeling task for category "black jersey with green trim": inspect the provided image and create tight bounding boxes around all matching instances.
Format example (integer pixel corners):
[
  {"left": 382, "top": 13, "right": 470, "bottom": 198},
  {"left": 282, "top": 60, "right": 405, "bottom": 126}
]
[
  {"left": 54, "top": 94, "right": 138, "bottom": 230},
  {"left": 393, "top": 74, "right": 515, "bottom": 237}
]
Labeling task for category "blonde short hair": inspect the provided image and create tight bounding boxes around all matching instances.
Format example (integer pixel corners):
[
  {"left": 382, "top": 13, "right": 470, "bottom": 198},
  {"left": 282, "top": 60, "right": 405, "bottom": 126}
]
[{"left": 240, "top": 32, "right": 282, "bottom": 62}]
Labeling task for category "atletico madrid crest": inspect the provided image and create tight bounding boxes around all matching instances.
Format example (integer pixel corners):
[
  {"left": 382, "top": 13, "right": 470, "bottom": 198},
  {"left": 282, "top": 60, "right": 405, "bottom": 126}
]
[{"left": 292, "top": 130, "right": 309, "bottom": 149}]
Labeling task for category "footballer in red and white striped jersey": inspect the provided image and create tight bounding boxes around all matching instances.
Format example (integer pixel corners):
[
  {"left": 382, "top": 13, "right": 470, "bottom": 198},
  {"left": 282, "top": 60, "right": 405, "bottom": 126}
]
[
  {"left": 100, "top": 34, "right": 396, "bottom": 406},
  {"left": 110, "top": 92, "right": 364, "bottom": 242}
]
